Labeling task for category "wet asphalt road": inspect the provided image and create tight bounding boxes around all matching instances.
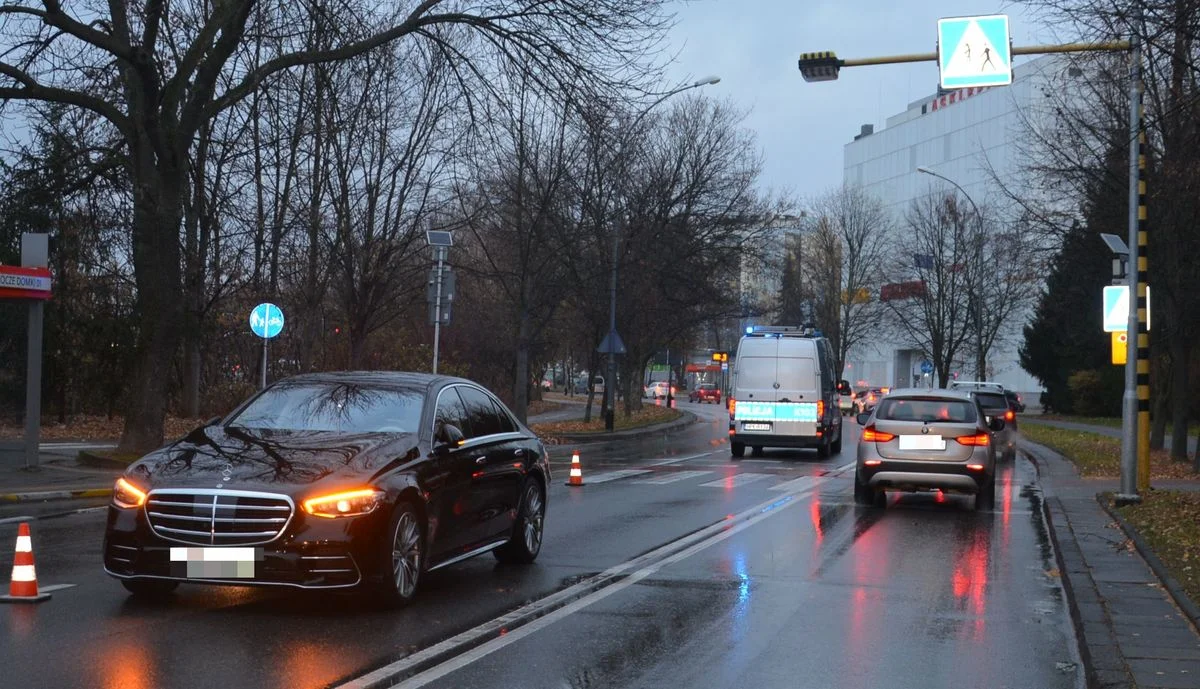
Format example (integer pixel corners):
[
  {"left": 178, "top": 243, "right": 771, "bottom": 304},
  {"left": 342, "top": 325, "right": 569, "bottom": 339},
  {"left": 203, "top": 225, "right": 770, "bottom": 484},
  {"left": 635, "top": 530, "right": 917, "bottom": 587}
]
[{"left": 0, "top": 403, "right": 1082, "bottom": 689}]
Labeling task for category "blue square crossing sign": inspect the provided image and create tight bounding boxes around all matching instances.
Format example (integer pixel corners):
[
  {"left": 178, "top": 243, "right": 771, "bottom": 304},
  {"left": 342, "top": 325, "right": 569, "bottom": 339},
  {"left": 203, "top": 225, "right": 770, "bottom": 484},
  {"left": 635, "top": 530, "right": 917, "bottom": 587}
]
[{"left": 938, "top": 15, "right": 1012, "bottom": 89}]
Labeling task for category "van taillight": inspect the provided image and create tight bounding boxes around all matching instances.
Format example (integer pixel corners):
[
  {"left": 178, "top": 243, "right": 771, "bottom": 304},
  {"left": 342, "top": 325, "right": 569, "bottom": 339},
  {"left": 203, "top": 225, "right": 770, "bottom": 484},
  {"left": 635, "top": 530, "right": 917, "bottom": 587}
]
[
  {"left": 817, "top": 400, "right": 825, "bottom": 418},
  {"left": 729, "top": 399, "right": 736, "bottom": 415}
]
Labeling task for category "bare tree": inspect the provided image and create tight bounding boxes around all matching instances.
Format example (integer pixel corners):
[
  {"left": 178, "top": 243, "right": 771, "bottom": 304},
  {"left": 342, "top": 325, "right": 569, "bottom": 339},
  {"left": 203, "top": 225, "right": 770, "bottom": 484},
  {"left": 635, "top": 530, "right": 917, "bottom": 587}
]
[
  {"left": 0, "top": 0, "right": 673, "bottom": 452},
  {"left": 883, "top": 194, "right": 976, "bottom": 387}
]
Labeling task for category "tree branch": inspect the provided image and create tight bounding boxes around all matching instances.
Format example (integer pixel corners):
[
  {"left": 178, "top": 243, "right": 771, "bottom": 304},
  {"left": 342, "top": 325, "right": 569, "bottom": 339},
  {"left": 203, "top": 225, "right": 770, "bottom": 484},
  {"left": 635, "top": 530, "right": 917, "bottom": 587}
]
[{"left": 0, "top": 64, "right": 130, "bottom": 134}]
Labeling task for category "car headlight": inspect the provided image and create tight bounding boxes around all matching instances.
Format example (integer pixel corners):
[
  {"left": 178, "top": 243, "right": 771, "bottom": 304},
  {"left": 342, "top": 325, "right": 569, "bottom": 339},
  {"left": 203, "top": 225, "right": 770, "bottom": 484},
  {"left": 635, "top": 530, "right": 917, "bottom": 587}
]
[
  {"left": 113, "top": 476, "right": 147, "bottom": 509},
  {"left": 302, "top": 489, "right": 385, "bottom": 518}
]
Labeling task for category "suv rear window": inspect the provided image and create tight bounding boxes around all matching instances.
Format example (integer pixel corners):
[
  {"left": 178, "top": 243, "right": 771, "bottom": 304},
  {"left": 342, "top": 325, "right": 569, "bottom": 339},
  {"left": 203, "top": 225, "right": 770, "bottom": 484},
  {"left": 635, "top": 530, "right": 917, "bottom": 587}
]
[
  {"left": 973, "top": 392, "right": 1008, "bottom": 410},
  {"left": 876, "top": 397, "right": 978, "bottom": 423},
  {"left": 700, "top": 384, "right": 717, "bottom": 390}
]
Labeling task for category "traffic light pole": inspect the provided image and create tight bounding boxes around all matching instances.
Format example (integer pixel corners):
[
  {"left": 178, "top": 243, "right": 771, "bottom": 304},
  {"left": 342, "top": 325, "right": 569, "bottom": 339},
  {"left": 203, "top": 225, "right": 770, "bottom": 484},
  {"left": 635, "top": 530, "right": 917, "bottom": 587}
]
[{"left": 797, "top": 27, "right": 1146, "bottom": 502}]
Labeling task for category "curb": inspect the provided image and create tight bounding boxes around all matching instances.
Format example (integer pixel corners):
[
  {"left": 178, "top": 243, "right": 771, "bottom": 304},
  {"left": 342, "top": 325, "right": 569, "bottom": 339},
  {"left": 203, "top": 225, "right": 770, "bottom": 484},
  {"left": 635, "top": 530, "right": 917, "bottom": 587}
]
[
  {"left": 1022, "top": 445, "right": 1102, "bottom": 689},
  {"left": 546, "top": 410, "right": 698, "bottom": 443},
  {"left": 0, "top": 487, "right": 112, "bottom": 502},
  {"left": 77, "top": 449, "right": 137, "bottom": 469},
  {"left": 1101, "top": 495, "right": 1200, "bottom": 633}
]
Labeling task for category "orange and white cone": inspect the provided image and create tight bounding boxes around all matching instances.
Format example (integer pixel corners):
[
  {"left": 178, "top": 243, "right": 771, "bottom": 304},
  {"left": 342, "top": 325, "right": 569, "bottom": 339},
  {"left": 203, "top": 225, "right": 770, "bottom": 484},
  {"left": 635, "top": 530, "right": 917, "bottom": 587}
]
[
  {"left": 1, "top": 522, "right": 51, "bottom": 603},
  {"left": 566, "top": 451, "right": 584, "bottom": 486}
]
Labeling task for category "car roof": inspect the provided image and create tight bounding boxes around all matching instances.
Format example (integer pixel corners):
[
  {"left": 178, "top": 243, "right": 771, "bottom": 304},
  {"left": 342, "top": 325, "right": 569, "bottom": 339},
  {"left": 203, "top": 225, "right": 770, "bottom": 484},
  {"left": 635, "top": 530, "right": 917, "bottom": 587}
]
[
  {"left": 276, "top": 371, "right": 463, "bottom": 392},
  {"left": 878, "top": 387, "right": 974, "bottom": 402}
]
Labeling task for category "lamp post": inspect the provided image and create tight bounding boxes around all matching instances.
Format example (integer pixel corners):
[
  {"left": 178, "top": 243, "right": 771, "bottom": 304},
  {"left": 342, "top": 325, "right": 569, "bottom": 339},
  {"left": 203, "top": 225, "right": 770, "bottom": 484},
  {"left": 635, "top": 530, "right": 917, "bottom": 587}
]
[
  {"left": 600, "top": 75, "right": 721, "bottom": 430},
  {"left": 917, "top": 166, "right": 987, "bottom": 381}
]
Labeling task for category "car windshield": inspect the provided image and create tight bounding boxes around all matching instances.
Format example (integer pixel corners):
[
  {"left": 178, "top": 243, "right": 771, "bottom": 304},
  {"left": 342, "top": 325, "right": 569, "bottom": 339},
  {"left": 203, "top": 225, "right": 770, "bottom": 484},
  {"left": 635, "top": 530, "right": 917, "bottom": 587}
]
[
  {"left": 700, "top": 384, "right": 716, "bottom": 390},
  {"left": 974, "top": 392, "right": 1009, "bottom": 410},
  {"left": 227, "top": 383, "right": 424, "bottom": 433},
  {"left": 875, "top": 397, "right": 978, "bottom": 423}
]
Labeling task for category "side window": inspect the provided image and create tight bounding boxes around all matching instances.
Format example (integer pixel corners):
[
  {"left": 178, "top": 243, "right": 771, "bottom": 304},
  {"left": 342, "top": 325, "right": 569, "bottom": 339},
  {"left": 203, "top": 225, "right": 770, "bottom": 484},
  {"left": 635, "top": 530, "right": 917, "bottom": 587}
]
[
  {"left": 489, "top": 397, "right": 518, "bottom": 434},
  {"left": 435, "top": 387, "right": 471, "bottom": 437},
  {"left": 457, "top": 386, "right": 504, "bottom": 439}
]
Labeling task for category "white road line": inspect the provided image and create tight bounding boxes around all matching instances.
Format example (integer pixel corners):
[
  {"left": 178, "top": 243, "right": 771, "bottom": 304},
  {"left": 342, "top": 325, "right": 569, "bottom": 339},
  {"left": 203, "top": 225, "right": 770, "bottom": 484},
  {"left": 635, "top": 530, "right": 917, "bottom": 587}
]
[
  {"left": 336, "top": 482, "right": 815, "bottom": 689},
  {"left": 699, "top": 473, "right": 771, "bottom": 488},
  {"left": 770, "top": 475, "right": 816, "bottom": 493},
  {"left": 739, "top": 459, "right": 782, "bottom": 464},
  {"left": 640, "top": 451, "right": 719, "bottom": 468},
  {"left": 37, "top": 583, "right": 76, "bottom": 593},
  {"left": 0, "top": 516, "right": 35, "bottom": 525},
  {"left": 831, "top": 461, "right": 856, "bottom": 473},
  {"left": 583, "top": 469, "right": 652, "bottom": 484},
  {"left": 631, "top": 471, "right": 713, "bottom": 485}
]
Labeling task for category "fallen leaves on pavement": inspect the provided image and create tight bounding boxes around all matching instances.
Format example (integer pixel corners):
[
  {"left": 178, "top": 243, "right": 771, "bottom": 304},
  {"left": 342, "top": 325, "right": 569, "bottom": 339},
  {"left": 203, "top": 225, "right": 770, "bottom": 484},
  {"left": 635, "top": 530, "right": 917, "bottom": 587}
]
[
  {"left": 1022, "top": 425, "right": 1199, "bottom": 481},
  {"left": 531, "top": 405, "right": 683, "bottom": 439},
  {"left": 1117, "top": 491, "right": 1200, "bottom": 608},
  {"left": 0, "top": 415, "right": 208, "bottom": 443}
]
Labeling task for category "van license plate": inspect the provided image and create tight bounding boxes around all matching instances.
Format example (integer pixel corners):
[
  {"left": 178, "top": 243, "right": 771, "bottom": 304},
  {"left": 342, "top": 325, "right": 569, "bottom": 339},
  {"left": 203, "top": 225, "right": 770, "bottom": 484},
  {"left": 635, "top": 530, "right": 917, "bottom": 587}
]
[{"left": 743, "top": 423, "right": 771, "bottom": 432}]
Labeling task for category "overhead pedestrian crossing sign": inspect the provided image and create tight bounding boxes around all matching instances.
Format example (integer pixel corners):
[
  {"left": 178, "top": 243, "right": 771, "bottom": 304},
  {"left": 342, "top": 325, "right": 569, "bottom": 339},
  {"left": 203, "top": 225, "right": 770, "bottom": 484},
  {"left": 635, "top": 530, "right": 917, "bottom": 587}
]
[{"left": 938, "top": 15, "right": 1012, "bottom": 89}]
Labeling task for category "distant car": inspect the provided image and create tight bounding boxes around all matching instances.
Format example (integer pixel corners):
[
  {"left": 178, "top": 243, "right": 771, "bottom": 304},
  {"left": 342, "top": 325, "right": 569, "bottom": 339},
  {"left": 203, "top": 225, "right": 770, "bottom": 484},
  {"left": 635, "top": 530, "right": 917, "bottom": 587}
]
[
  {"left": 838, "top": 393, "right": 854, "bottom": 415},
  {"left": 949, "top": 380, "right": 1005, "bottom": 394},
  {"left": 968, "top": 389, "right": 1018, "bottom": 461},
  {"left": 689, "top": 383, "right": 721, "bottom": 404},
  {"left": 853, "top": 387, "right": 887, "bottom": 415},
  {"left": 645, "top": 381, "right": 673, "bottom": 399},
  {"left": 1005, "top": 390, "right": 1026, "bottom": 413},
  {"left": 103, "top": 372, "right": 550, "bottom": 605},
  {"left": 854, "top": 388, "right": 1005, "bottom": 510},
  {"left": 540, "top": 378, "right": 553, "bottom": 391}
]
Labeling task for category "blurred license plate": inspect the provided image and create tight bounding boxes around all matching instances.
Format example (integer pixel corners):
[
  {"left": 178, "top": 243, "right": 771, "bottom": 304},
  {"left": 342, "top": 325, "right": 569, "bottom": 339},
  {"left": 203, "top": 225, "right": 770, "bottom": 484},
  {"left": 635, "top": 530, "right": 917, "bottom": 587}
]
[
  {"left": 170, "top": 547, "right": 259, "bottom": 578},
  {"left": 898, "top": 434, "right": 945, "bottom": 450},
  {"left": 743, "top": 422, "right": 771, "bottom": 432}
]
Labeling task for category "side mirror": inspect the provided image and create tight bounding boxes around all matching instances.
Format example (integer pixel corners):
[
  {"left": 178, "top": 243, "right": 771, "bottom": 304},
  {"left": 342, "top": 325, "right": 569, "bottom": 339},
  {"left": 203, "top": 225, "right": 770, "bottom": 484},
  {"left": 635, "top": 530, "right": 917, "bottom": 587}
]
[
  {"left": 433, "top": 422, "right": 465, "bottom": 453},
  {"left": 988, "top": 417, "right": 1006, "bottom": 432},
  {"left": 856, "top": 412, "right": 871, "bottom": 426}
]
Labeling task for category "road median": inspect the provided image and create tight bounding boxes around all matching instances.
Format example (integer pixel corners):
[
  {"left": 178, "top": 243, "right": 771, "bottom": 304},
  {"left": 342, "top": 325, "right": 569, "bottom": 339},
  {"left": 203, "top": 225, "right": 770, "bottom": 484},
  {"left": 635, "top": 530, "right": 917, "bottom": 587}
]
[{"left": 532, "top": 406, "right": 695, "bottom": 443}]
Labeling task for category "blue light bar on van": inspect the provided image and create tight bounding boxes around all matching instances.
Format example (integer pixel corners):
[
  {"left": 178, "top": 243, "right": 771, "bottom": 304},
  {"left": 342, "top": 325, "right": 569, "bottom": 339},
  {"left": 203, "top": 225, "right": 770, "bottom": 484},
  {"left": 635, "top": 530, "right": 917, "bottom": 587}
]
[{"left": 734, "top": 401, "right": 819, "bottom": 422}]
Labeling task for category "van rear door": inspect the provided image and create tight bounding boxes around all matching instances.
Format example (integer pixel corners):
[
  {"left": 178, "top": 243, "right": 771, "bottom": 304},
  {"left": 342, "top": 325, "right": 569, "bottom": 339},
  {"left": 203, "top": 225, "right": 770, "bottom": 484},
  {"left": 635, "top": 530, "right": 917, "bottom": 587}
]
[{"left": 734, "top": 336, "right": 779, "bottom": 402}]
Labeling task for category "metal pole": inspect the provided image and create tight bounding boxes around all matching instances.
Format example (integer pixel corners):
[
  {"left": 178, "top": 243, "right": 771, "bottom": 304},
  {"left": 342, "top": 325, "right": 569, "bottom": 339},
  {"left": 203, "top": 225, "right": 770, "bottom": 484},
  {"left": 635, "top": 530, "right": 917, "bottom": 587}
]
[
  {"left": 1116, "top": 20, "right": 1142, "bottom": 505},
  {"left": 23, "top": 300, "right": 43, "bottom": 469},
  {"left": 1133, "top": 36, "right": 1151, "bottom": 495},
  {"left": 260, "top": 336, "right": 268, "bottom": 390},
  {"left": 433, "top": 247, "right": 445, "bottom": 374},
  {"left": 605, "top": 217, "right": 619, "bottom": 430}
]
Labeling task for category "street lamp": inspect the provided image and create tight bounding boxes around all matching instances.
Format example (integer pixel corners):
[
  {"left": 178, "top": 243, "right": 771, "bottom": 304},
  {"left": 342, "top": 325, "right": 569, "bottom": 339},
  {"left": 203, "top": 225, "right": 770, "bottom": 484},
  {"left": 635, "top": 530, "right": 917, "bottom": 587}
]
[
  {"left": 917, "top": 166, "right": 986, "bottom": 382},
  {"left": 599, "top": 75, "right": 721, "bottom": 430}
]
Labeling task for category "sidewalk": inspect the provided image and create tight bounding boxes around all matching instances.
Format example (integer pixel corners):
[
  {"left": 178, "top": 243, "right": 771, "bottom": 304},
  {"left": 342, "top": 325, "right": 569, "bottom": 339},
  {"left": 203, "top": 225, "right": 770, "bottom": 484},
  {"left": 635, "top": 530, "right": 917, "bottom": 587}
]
[
  {"left": 1024, "top": 417, "right": 1198, "bottom": 454},
  {"left": 1025, "top": 438, "right": 1200, "bottom": 689},
  {"left": 0, "top": 444, "right": 122, "bottom": 502}
]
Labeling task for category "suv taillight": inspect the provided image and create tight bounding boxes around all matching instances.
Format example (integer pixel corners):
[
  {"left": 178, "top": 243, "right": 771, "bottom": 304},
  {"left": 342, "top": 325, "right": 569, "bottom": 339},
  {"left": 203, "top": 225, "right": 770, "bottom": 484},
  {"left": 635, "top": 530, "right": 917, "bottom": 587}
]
[{"left": 861, "top": 425, "right": 895, "bottom": 442}]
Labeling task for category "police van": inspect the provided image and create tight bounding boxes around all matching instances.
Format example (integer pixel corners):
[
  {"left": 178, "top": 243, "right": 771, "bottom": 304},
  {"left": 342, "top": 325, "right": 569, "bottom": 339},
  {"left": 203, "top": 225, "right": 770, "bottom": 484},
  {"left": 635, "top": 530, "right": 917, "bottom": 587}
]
[{"left": 728, "top": 325, "right": 849, "bottom": 459}]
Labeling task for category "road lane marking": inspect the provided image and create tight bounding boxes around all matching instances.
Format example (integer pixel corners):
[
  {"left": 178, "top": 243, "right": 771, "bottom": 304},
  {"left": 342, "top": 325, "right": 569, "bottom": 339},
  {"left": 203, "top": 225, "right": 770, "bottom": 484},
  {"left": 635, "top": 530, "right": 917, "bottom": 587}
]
[
  {"left": 699, "top": 473, "right": 770, "bottom": 488},
  {"left": 37, "top": 584, "right": 76, "bottom": 593},
  {"left": 832, "top": 461, "right": 856, "bottom": 473},
  {"left": 631, "top": 471, "right": 713, "bottom": 485},
  {"left": 770, "top": 475, "right": 821, "bottom": 492},
  {"left": 584, "top": 469, "right": 652, "bottom": 484},
  {"left": 336, "top": 477, "right": 815, "bottom": 689}
]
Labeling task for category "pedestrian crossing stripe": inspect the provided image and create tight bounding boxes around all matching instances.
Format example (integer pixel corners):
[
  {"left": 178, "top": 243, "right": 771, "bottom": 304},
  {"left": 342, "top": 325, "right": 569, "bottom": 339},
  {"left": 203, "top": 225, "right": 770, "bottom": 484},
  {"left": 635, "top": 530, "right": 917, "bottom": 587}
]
[
  {"left": 699, "top": 473, "right": 771, "bottom": 488},
  {"left": 632, "top": 471, "right": 713, "bottom": 485},
  {"left": 938, "top": 15, "right": 1012, "bottom": 89},
  {"left": 585, "top": 469, "right": 652, "bottom": 484}
]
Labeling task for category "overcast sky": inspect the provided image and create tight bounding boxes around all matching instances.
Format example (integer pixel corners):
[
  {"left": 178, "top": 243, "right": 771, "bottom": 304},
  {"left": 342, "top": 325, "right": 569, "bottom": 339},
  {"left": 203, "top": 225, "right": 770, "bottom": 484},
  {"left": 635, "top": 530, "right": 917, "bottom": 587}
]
[{"left": 663, "top": 1, "right": 1048, "bottom": 202}]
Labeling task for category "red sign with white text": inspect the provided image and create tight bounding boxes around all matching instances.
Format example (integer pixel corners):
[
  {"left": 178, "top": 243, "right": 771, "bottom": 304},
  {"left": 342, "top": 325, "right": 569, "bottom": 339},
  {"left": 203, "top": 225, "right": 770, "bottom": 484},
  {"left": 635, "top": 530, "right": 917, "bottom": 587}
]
[{"left": 0, "top": 265, "right": 53, "bottom": 300}]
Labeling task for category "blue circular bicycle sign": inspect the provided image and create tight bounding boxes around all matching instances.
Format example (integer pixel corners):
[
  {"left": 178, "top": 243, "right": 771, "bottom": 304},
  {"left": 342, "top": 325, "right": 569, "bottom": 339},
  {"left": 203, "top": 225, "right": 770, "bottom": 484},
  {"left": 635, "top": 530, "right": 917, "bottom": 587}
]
[
  {"left": 249, "top": 303, "right": 284, "bottom": 339},
  {"left": 920, "top": 359, "right": 934, "bottom": 374}
]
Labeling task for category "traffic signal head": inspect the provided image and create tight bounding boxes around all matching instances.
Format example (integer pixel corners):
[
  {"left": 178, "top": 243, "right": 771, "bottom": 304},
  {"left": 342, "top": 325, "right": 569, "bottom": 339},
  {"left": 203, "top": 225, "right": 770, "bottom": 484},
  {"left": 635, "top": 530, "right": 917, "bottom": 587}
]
[{"left": 798, "top": 51, "right": 841, "bottom": 82}]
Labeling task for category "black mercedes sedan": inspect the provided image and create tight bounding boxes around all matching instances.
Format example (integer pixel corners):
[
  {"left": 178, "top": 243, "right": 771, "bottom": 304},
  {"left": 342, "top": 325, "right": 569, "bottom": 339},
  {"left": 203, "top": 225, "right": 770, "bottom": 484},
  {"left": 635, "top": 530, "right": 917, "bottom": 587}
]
[{"left": 103, "top": 372, "right": 550, "bottom": 606}]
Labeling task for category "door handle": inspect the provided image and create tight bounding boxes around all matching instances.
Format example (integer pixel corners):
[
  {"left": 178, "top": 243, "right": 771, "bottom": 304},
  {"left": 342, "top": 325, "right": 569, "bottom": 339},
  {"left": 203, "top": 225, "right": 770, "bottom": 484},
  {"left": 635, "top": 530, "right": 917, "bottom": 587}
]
[{"left": 475, "top": 456, "right": 487, "bottom": 465}]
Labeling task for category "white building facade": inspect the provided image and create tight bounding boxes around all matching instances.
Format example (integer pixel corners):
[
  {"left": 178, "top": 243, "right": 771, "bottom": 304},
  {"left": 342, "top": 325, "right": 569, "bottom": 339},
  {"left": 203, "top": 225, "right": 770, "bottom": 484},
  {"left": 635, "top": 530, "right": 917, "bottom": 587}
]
[{"left": 842, "top": 55, "right": 1073, "bottom": 397}]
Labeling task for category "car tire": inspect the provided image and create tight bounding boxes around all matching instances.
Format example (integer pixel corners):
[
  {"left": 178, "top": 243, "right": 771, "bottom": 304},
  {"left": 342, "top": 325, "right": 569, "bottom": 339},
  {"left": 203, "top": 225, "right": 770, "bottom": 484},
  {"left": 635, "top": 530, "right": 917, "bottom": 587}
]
[
  {"left": 380, "top": 499, "right": 424, "bottom": 607},
  {"left": 121, "top": 579, "right": 179, "bottom": 598},
  {"left": 853, "top": 473, "right": 875, "bottom": 506},
  {"left": 975, "top": 477, "right": 997, "bottom": 511},
  {"left": 494, "top": 478, "right": 545, "bottom": 565},
  {"left": 817, "top": 437, "right": 830, "bottom": 458},
  {"left": 831, "top": 428, "right": 843, "bottom": 455},
  {"left": 731, "top": 442, "right": 745, "bottom": 459}
]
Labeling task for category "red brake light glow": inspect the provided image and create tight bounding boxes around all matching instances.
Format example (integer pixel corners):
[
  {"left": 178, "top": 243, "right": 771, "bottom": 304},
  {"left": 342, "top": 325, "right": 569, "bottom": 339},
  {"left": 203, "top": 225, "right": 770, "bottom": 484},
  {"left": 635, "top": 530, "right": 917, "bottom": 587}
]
[
  {"left": 967, "top": 463, "right": 985, "bottom": 471},
  {"left": 864, "top": 459, "right": 882, "bottom": 466},
  {"left": 861, "top": 426, "right": 895, "bottom": 442},
  {"left": 956, "top": 433, "right": 991, "bottom": 446}
]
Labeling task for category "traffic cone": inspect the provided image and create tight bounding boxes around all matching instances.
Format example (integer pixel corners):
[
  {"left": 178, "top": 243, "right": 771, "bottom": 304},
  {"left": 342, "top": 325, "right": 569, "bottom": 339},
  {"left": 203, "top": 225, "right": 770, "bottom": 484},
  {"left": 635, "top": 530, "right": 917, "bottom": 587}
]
[
  {"left": 566, "top": 451, "right": 584, "bottom": 486},
  {"left": 0, "top": 523, "right": 51, "bottom": 603}
]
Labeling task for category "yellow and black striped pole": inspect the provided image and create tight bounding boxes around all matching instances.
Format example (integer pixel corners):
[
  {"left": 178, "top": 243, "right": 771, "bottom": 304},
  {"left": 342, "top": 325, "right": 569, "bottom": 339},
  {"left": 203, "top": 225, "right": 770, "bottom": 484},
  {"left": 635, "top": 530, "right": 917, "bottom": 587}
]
[
  {"left": 1135, "top": 82, "right": 1150, "bottom": 493},
  {"left": 1117, "top": 18, "right": 1146, "bottom": 504}
]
